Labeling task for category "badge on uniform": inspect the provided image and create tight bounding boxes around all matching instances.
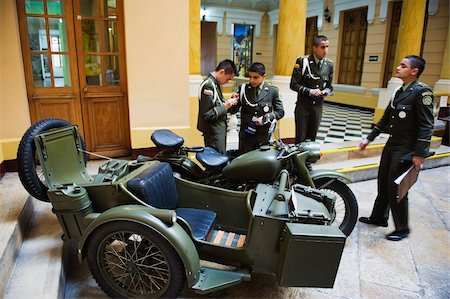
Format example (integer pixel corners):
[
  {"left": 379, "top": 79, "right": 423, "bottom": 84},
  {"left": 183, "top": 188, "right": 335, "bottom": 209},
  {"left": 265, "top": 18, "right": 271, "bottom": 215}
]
[
  {"left": 203, "top": 89, "right": 213, "bottom": 96},
  {"left": 398, "top": 111, "right": 407, "bottom": 119},
  {"left": 263, "top": 105, "right": 269, "bottom": 112},
  {"left": 422, "top": 95, "right": 432, "bottom": 105}
]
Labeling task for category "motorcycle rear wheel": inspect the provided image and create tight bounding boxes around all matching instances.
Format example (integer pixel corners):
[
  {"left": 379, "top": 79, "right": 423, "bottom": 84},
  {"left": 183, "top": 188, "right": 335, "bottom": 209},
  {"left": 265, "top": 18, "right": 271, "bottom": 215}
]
[{"left": 313, "top": 178, "right": 358, "bottom": 236}]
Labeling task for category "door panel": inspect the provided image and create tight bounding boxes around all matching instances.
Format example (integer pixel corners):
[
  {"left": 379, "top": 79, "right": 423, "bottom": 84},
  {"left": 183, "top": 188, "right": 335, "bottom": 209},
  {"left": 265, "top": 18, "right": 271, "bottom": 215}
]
[
  {"left": 201, "top": 21, "right": 217, "bottom": 76},
  {"left": 74, "top": 0, "right": 130, "bottom": 157}
]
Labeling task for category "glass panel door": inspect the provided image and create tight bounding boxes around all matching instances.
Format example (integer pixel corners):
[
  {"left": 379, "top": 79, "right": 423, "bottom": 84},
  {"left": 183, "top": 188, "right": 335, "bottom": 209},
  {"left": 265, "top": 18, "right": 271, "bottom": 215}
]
[{"left": 17, "top": 0, "right": 83, "bottom": 128}]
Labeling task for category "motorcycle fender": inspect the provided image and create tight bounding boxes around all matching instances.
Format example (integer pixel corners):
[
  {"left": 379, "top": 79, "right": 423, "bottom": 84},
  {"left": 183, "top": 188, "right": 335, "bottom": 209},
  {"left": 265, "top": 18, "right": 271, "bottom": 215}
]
[
  {"left": 156, "top": 153, "right": 203, "bottom": 179},
  {"left": 78, "top": 205, "right": 201, "bottom": 287},
  {"left": 309, "top": 169, "right": 353, "bottom": 184}
]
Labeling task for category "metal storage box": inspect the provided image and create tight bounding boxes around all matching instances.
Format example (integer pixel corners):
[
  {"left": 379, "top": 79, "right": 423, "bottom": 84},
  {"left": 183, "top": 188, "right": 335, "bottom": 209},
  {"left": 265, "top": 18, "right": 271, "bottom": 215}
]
[{"left": 276, "top": 223, "right": 346, "bottom": 288}]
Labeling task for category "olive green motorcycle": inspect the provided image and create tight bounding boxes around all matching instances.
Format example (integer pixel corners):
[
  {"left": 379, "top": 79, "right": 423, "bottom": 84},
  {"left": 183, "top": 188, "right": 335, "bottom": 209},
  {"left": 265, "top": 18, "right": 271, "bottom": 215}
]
[
  {"left": 16, "top": 118, "right": 347, "bottom": 298},
  {"left": 146, "top": 129, "right": 358, "bottom": 236}
]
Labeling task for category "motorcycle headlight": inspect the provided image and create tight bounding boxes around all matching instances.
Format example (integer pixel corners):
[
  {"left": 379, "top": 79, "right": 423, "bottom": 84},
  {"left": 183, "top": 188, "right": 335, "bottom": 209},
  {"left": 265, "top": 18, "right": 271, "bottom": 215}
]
[{"left": 300, "top": 141, "right": 321, "bottom": 163}]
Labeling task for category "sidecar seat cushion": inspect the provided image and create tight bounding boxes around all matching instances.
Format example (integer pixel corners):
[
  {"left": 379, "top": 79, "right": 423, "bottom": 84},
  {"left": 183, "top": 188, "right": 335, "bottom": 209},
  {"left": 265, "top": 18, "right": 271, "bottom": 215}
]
[
  {"left": 127, "top": 162, "right": 179, "bottom": 209},
  {"left": 151, "top": 129, "right": 184, "bottom": 150},
  {"left": 127, "top": 162, "right": 216, "bottom": 240},
  {"left": 176, "top": 208, "right": 216, "bottom": 240},
  {"left": 196, "top": 147, "right": 229, "bottom": 168}
]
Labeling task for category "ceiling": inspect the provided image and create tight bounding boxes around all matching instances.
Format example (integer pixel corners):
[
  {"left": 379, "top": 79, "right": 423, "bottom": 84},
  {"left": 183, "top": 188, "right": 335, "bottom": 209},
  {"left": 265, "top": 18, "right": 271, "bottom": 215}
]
[{"left": 201, "top": 0, "right": 279, "bottom": 12}]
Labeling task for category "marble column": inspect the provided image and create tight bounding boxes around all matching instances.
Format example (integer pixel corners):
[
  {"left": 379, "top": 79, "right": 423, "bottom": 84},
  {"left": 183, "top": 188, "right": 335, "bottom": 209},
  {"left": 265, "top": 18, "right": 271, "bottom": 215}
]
[
  {"left": 375, "top": 0, "right": 428, "bottom": 122},
  {"left": 271, "top": 0, "right": 307, "bottom": 139}
]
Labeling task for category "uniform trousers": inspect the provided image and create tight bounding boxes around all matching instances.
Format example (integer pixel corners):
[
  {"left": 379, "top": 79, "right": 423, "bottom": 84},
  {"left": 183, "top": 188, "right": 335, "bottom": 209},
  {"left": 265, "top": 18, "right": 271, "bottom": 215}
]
[
  {"left": 203, "top": 134, "right": 226, "bottom": 154},
  {"left": 370, "top": 142, "right": 413, "bottom": 231},
  {"left": 238, "top": 131, "right": 270, "bottom": 154},
  {"left": 295, "top": 102, "right": 323, "bottom": 143}
]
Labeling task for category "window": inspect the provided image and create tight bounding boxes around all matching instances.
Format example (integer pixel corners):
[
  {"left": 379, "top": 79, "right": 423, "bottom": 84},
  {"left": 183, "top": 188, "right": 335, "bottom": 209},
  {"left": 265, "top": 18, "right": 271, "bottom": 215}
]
[{"left": 24, "top": 0, "right": 71, "bottom": 87}]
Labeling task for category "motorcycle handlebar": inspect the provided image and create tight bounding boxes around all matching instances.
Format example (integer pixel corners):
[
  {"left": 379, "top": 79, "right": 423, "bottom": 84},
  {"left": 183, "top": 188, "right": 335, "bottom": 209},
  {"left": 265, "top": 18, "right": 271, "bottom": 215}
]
[{"left": 275, "top": 169, "right": 289, "bottom": 201}]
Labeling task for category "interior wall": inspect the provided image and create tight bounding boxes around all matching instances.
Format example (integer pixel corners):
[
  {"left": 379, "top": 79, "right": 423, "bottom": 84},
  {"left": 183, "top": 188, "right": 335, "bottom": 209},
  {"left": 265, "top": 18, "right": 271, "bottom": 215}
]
[
  {"left": 0, "top": 0, "right": 31, "bottom": 161},
  {"left": 124, "top": 0, "right": 190, "bottom": 149},
  {"left": 421, "top": 0, "right": 449, "bottom": 87}
]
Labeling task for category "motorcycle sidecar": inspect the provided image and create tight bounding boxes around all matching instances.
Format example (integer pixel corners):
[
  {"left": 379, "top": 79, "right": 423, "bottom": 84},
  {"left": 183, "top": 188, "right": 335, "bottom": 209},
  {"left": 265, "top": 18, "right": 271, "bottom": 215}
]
[{"left": 26, "top": 124, "right": 347, "bottom": 298}]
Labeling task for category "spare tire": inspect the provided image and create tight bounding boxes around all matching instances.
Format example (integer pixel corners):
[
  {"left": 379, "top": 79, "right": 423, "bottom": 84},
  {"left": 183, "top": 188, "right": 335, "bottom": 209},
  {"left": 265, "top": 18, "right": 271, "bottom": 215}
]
[{"left": 17, "top": 118, "right": 82, "bottom": 202}]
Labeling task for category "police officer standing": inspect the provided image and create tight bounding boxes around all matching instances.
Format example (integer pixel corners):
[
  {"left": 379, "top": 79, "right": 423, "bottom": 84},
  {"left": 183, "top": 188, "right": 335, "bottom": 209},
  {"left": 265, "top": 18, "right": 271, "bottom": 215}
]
[
  {"left": 358, "top": 55, "right": 435, "bottom": 241},
  {"left": 230, "top": 62, "right": 284, "bottom": 154},
  {"left": 197, "top": 59, "right": 238, "bottom": 154},
  {"left": 290, "top": 35, "right": 334, "bottom": 143}
]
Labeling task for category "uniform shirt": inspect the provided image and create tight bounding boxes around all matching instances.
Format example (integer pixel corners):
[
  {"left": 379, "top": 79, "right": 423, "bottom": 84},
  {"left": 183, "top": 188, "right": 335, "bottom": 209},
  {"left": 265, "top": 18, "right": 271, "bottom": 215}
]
[
  {"left": 367, "top": 79, "right": 434, "bottom": 157},
  {"left": 289, "top": 54, "right": 334, "bottom": 104},
  {"left": 230, "top": 81, "right": 284, "bottom": 135},
  {"left": 197, "top": 74, "right": 228, "bottom": 135}
]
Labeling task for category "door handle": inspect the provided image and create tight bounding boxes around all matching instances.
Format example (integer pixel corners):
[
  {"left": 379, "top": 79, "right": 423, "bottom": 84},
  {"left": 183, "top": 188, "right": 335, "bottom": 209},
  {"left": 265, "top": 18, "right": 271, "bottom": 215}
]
[{"left": 83, "top": 87, "right": 88, "bottom": 93}]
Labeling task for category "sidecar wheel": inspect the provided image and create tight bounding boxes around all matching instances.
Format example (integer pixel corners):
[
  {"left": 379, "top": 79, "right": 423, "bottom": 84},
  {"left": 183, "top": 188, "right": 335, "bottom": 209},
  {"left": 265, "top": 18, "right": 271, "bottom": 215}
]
[
  {"left": 313, "top": 178, "right": 358, "bottom": 236},
  {"left": 17, "top": 118, "right": 71, "bottom": 202},
  {"left": 86, "top": 221, "right": 186, "bottom": 298}
]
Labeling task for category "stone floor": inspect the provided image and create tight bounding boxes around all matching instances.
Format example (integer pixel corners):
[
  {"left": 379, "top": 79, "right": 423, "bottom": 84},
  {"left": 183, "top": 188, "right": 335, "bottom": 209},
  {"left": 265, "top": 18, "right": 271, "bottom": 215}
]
[{"left": 62, "top": 165, "right": 450, "bottom": 299}]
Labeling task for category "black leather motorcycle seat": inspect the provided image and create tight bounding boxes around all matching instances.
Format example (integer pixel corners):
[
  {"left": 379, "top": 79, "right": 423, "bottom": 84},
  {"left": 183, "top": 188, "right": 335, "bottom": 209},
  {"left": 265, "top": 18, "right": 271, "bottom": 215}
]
[
  {"left": 127, "top": 162, "right": 216, "bottom": 240},
  {"left": 196, "top": 147, "right": 229, "bottom": 169},
  {"left": 151, "top": 129, "right": 184, "bottom": 149}
]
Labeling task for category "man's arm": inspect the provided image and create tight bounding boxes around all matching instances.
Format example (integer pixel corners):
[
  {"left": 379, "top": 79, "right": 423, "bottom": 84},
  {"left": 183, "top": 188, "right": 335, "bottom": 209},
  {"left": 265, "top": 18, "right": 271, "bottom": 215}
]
[
  {"left": 326, "top": 62, "right": 334, "bottom": 92},
  {"left": 199, "top": 83, "right": 227, "bottom": 122},
  {"left": 270, "top": 87, "right": 284, "bottom": 121},
  {"left": 359, "top": 103, "right": 392, "bottom": 150},
  {"left": 290, "top": 57, "right": 310, "bottom": 96},
  {"left": 413, "top": 88, "right": 434, "bottom": 158}
]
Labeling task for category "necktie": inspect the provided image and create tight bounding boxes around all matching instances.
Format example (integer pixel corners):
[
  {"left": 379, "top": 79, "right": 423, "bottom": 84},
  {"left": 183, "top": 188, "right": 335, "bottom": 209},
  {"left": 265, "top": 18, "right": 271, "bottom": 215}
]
[
  {"left": 393, "top": 87, "right": 403, "bottom": 105},
  {"left": 318, "top": 60, "right": 322, "bottom": 69}
]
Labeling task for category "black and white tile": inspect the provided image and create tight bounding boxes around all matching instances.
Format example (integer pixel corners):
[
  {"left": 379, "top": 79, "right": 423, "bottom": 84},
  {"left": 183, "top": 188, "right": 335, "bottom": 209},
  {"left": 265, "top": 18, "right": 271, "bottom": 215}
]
[{"left": 316, "top": 103, "right": 374, "bottom": 144}]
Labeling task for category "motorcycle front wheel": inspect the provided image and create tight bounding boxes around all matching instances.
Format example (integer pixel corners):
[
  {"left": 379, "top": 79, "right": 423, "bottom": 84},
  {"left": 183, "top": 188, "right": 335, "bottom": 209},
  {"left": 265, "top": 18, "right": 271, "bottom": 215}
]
[{"left": 313, "top": 178, "right": 358, "bottom": 236}]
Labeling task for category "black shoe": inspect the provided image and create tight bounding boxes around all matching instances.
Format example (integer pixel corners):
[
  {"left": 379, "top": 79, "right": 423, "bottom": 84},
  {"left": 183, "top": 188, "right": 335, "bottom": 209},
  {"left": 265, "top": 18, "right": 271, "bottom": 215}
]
[
  {"left": 386, "top": 229, "right": 410, "bottom": 241},
  {"left": 358, "top": 216, "right": 388, "bottom": 227}
]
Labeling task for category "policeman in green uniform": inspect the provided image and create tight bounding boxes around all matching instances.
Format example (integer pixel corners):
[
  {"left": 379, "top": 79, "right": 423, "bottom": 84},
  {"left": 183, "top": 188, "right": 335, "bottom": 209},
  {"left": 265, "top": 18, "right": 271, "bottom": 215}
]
[
  {"left": 197, "top": 59, "right": 238, "bottom": 154},
  {"left": 290, "top": 35, "right": 334, "bottom": 143},
  {"left": 230, "top": 62, "right": 285, "bottom": 154},
  {"left": 359, "top": 55, "right": 435, "bottom": 241}
]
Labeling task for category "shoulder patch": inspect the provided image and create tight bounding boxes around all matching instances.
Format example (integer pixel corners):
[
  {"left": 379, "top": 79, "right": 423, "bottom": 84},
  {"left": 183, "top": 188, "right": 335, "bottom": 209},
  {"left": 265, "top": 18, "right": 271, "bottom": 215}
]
[
  {"left": 203, "top": 89, "right": 214, "bottom": 96},
  {"left": 421, "top": 91, "right": 433, "bottom": 96},
  {"left": 422, "top": 95, "right": 433, "bottom": 105},
  {"left": 294, "top": 63, "right": 300, "bottom": 69}
]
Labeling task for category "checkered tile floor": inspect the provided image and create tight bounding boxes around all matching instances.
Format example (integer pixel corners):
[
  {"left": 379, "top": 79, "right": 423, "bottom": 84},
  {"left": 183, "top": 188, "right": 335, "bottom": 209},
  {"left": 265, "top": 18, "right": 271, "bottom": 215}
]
[
  {"left": 316, "top": 103, "right": 374, "bottom": 144},
  {"left": 228, "top": 103, "right": 376, "bottom": 148}
]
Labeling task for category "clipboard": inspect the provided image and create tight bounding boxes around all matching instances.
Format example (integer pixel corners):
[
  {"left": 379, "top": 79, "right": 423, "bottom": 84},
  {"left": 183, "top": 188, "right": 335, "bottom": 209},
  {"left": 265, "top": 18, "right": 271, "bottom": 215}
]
[{"left": 394, "top": 165, "right": 420, "bottom": 202}]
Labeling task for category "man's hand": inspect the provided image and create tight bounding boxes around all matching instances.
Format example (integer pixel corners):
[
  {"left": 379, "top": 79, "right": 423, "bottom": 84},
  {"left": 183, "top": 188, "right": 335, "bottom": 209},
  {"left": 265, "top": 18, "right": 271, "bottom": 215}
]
[
  {"left": 225, "top": 97, "right": 238, "bottom": 109},
  {"left": 359, "top": 138, "right": 369, "bottom": 150},
  {"left": 412, "top": 156, "right": 425, "bottom": 170},
  {"left": 310, "top": 88, "right": 322, "bottom": 97},
  {"left": 252, "top": 116, "right": 264, "bottom": 126}
]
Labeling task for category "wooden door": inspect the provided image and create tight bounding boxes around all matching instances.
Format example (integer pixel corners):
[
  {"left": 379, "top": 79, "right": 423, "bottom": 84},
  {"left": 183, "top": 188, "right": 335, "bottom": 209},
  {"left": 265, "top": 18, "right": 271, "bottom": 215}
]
[
  {"left": 201, "top": 21, "right": 217, "bottom": 76},
  {"left": 17, "top": 0, "right": 130, "bottom": 157},
  {"left": 73, "top": 0, "right": 130, "bottom": 157},
  {"left": 305, "top": 16, "right": 318, "bottom": 54},
  {"left": 338, "top": 7, "right": 368, "bottom": 85}
]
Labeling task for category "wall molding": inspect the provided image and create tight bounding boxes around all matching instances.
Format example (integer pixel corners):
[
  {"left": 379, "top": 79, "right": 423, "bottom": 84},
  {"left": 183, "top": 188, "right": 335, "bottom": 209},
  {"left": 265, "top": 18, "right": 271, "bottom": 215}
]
[
  {"left": 267, "top": 0, "right": 325, "bottom": 37},
  {"left": 201, "top": 6, "right": 264, "bottom": 37},
  {"left": 333, "top": 0, "right": 376, "bottom": 28},
  {"left": 379, "top": 0, "right": 439, "bottom": 23}
]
